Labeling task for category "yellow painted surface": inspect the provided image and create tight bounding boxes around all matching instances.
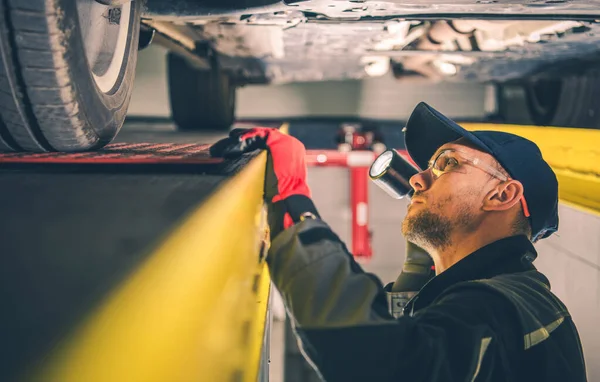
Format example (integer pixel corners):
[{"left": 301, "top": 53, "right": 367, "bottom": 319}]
[
  {"left": 244, "top": 264, "right": 272, "bottom": 382},
  {"left": 462, "top": 123, "right": 600, "bottom": 216},
  {"left": 34, "top": 152, "right": 270, "bottom": 382},
  {"left": 279, "top": 122, "right": 290, "bottom": 135}
]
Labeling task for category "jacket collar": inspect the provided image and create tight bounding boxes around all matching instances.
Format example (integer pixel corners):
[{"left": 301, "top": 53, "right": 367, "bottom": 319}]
[{"left": 405, "top": 235, "right": 538, "bottom": 315}]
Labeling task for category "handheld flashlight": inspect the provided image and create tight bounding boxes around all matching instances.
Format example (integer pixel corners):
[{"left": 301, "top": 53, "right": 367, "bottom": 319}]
[{"left": 369, "top": 149, "right": 420, "bottom": 199}]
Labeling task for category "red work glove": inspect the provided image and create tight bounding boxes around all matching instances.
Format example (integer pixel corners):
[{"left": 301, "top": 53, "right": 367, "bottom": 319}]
[{"left": 210, "top": 127, "right": 320, "bottom": 237}]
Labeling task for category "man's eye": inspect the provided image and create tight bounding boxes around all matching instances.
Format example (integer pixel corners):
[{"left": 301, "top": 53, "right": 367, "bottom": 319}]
[
  {"left": 446, "top": 157, "right": 459, "bottom": 168},
  {"left": 436, "top": 156, "right": 459, "bottom": 172}
]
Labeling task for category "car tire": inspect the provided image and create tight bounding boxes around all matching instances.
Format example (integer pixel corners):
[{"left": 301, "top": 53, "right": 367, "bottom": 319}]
[
  {"left": 168, "top": 53, "right": 236, "bottom": 131},
  {"left": 498, "top": 69, "right": 600, "bottom": 129},
  {"left": 0, "top": 0, "right": 141, "bottom": 152}
]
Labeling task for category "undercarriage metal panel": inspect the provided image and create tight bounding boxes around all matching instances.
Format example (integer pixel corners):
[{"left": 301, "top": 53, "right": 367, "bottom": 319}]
[
  {"left": 285, "top": 0, "right": 600, "bottom": 19},
  {"left": 216, "top": 19, "right": 600, "bottom": 83},
  {"left": 144, "top": 0, "right": 600, "bottom": 84},
  {"left": 144, "top": 0, "right": 600, "bottom": 19},
  {"left": 455, "top": 26, "right": 600, "bottom": 82}
]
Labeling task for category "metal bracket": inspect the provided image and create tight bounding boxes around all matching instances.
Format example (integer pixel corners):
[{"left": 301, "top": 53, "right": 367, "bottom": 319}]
[{"left": 138, "top": 24, "right": 156, "bottom": 50}]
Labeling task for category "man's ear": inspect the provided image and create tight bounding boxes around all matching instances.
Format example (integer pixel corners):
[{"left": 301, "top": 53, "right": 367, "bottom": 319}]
[{"left": 482, "top": 180, "right": 524, "bottom": 212}]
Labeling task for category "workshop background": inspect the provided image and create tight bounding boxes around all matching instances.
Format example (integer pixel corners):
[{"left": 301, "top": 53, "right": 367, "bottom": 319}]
[{"left": 129, "top": 45, "right": 600, "bottom": 381}]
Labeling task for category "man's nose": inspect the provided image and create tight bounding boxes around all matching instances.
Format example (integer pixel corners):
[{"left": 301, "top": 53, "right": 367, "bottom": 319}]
[{"left": 409, "top": 170, "right": 431, "bottom": 192}]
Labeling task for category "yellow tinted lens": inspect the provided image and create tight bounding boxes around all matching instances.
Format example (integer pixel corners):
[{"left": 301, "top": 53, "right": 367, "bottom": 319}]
[
  {"left": 431, "top": 151, "right": 449, "bottom": 177},
  {"left": 431, "top": 150, "right": 460, "bottom": 178},
  {"left": 431, "top": 168, "right": 443, "bottom": 177}
]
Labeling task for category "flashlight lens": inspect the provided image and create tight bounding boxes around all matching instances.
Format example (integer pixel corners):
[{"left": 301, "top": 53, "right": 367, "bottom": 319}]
[
  {"left": 370, "top": 150, "right": 393, "bottom": 177},
  {"left": 369, "top": 149, "right": 420, "bottom": 200}
]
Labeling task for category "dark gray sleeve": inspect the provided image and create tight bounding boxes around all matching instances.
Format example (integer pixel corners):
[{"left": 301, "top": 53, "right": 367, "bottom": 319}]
[
  {"left": 267, "top": 218, "right": 393, "bottom": 328},
  {"left": 267, "top": 219, "right": 520, "bottom": 382}
]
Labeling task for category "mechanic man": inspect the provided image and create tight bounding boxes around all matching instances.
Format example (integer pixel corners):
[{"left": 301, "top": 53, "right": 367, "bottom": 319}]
[{"left": 211, "top": 102, "right": 587, "bottom": 381}]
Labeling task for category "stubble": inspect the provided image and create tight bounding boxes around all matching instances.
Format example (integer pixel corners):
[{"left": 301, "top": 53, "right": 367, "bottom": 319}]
[{"left": 402, "top": 195, "right": 477, "bottom": 251}]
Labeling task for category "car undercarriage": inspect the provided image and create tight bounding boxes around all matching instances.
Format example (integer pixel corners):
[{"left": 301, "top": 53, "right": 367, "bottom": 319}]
[{"left": 142, "top": 0, "right": 600, "bottom": 84}]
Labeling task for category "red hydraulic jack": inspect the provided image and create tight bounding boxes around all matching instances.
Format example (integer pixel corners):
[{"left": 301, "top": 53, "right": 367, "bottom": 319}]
[{"left": 304, "top": 124, "right": 387, "bottom": 262}]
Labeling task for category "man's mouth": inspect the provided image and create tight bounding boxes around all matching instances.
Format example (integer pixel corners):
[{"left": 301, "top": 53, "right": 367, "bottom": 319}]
[
  {"left": 407, "top": 199, "right": 425, "bottom": 213},
  {"left": 410, "top": 197, "right": 426, "bottom": 205}
]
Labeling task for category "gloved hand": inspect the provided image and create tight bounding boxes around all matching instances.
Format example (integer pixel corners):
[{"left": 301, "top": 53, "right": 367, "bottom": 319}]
[
  {"left": 386, "top": 241, "right": 434, "bottom": 317},
  {"left": 210, "top": 127, "right": 320, "bottom": 238},
  {"left": 391, "top": 241, "right": 434, "bottom": 293}
]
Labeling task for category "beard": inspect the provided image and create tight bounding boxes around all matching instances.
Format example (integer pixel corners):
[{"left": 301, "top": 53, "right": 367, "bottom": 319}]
[
  {"left": 402, "top": 199, "right": 477, "bottom": 251},
  {"left": 402, "top": 209, "right": 452, "bottom": 250}
]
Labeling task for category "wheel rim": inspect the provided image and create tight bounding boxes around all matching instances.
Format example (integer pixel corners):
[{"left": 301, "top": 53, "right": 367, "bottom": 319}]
[{"left": 77, "top": 0, "right": 132, "bottom": 93}]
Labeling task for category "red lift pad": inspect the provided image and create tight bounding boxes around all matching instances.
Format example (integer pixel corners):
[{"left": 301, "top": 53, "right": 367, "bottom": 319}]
[{"left": 0, "top": 143, "right": 222, "bottom": 164}]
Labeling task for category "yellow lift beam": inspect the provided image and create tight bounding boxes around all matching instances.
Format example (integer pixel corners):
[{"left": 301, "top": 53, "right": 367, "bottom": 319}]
[
  {"left": 463, "top": 123, "right": 600, "bottom": 217},
  {"left": 32, "top": 153, "right": 270, "bottom": 382}
]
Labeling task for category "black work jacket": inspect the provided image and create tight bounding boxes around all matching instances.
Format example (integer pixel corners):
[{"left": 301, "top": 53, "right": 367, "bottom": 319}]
[{"left": 267, "top": 219, "right": 587, "bottom": 382}]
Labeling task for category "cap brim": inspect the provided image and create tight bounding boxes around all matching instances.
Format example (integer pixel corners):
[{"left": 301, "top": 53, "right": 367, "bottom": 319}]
[{"left": 405, "top": 102, "right": 492, "bottom": 170}]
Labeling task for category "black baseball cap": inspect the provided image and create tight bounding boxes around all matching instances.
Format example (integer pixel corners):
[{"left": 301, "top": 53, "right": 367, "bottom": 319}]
[{"left": 404, "top": 102, "right": 559, "bottom": 242}]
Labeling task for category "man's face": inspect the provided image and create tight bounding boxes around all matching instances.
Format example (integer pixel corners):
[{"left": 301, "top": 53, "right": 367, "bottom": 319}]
[{"left": 402, "top": 139, "right": 498, "bottom": 250}]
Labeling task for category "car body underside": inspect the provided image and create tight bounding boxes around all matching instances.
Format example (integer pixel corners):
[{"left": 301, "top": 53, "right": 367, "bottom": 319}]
[
  {"left": 141, "top": 0, "right": 600, "bottom": 85},
  {"left": 2, "top": 0, "right": 599, "bottom": 153}
]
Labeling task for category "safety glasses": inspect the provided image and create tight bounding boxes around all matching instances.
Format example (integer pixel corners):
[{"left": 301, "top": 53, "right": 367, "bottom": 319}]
[
  {"left": 428, "top": 149, "right": 508, "bottom": 181},
  {"left": 427, "top": 149, "right": 530, "bottom": 217}
]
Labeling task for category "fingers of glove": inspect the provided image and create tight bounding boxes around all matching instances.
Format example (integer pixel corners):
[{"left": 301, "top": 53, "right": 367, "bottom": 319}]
[
  {"left": 209, "top": 138, "right": 258, "bottom": 158},
  {"left": 240, "top": 127, "right": 270, "bottom": 141},
  {"left": 227, "top": 128, "right": 250, "bottom": 138},
  {"left": 231, "top": 128, "right": 270, "bottom": 155},
  {"left": 210, "top": 128, "right": 270, "bottom": 158},
  {"left": 227, "top": 126, "right": 270, "bottom": 137},
  {"left": 209, "top": 136, "right": 239, "bottom": 158}
]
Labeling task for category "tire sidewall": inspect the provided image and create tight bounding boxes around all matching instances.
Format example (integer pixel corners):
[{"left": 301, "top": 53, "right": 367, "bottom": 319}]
[{"left": 59, "top": 0, "right": 140, "bottom": 146}]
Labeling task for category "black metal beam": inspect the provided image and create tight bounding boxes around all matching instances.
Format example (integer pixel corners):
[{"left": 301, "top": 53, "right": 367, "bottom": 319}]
[
  {"left": 143, "top": 0, "right": 282, "bottom": 17},
  {"left": 148, "top": 27, "right": 211, "bottom": 70},
  {"left": 95, "top": 0, "right": 132, "bottom": 5}
]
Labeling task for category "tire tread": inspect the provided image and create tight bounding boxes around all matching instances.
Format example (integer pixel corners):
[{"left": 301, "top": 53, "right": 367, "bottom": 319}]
[
  {"left": 0, "top": 0, "right": 61, "bottom": 150},
  {"left": 0, "top": 0, "right": 140, "bottom": 151},
  {"left": 168, "top": 53, "right": 236, "bottom": 131}
]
